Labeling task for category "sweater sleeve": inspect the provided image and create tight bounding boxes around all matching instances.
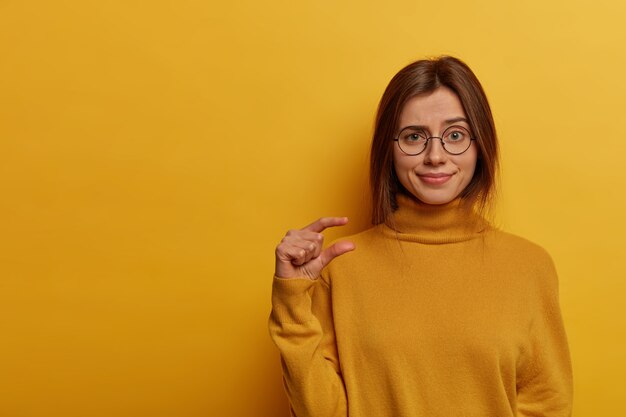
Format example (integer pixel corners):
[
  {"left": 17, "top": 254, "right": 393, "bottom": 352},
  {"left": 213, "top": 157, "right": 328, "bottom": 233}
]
[
  {"left": 268, "top": 274, "right": 347, "bottom": 417},
  {"left": 516, "top": 258, "right": 573, "bottom": 417}
]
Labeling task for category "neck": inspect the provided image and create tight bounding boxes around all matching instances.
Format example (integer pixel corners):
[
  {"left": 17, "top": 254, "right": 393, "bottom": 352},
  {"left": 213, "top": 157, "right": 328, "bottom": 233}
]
[{"left": 383, "top": 193, "right": 489, "bottom": 244}]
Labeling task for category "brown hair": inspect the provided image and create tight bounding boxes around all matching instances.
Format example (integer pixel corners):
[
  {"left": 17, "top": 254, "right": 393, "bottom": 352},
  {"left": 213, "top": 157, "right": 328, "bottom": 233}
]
[{"left": 370, "top": 56, "right": 499, "bottom": 224}]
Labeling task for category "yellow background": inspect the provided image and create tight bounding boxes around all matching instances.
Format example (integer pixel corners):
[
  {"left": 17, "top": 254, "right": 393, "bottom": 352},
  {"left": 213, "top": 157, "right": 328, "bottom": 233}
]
[{"left": 1, "top": 0, "right": 624, "bottom": 416}]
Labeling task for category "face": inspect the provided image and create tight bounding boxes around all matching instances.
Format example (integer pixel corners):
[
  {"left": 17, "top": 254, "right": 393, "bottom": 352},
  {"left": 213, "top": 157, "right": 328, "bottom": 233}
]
[{"left": 393, "top": 86, "right": 478, "bottom": 205}]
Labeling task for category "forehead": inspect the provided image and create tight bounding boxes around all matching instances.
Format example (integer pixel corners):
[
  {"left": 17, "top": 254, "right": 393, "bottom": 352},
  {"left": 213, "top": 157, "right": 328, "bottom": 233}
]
[{"left": 399, "top": 87, "right": 466, "bottom": 126}]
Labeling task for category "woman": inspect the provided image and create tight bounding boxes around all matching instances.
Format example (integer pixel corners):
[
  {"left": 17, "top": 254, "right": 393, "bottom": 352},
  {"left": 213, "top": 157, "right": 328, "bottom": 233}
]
[{"left": 269, "top": 56, "right": 573, "bottom": 417}]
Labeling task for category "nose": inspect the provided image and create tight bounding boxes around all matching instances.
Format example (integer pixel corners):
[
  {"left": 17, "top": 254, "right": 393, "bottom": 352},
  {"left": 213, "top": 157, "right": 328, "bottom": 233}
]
[{"left": 423, "top": 138, "right": 448, "bottom": 165}]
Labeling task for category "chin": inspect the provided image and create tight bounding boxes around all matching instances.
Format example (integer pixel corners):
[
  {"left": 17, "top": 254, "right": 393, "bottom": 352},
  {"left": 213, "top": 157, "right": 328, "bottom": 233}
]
[
  {"left": 412, "top": 190, "right": 459, "bottom": 205},
  {"left": 419, "top": 197, "right": 455, "bottom": 205}
]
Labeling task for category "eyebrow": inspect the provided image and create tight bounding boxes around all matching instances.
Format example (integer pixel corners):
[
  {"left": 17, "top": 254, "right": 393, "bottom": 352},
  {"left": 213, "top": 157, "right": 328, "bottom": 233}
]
[
  {"left": 444, "top": 117, "right": 469, "bottom": 125},
  {"left": 399, "top": 117, "right": 469, "bottom": 132}
]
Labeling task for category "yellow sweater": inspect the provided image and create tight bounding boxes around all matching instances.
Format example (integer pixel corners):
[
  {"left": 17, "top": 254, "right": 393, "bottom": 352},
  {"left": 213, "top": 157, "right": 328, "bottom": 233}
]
[{"left": 269, "top": 195, "right": 573, "bottom": 417}]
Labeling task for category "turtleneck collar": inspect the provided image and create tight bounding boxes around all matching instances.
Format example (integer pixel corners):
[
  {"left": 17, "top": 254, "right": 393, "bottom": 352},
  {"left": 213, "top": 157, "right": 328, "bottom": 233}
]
[{"left": 383, "top": 193, "right": 490, "bottom": 244}]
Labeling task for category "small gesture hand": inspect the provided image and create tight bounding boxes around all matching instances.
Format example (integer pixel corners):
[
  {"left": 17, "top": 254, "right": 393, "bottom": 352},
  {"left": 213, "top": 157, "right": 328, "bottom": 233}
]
[{"left": 274, "top": 217, "right": 355, "bottom": 280}]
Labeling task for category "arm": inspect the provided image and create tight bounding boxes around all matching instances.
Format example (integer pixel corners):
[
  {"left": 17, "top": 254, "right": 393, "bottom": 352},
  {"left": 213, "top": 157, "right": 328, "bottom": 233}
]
[
  {"left": 269, "top": 274, "right": 347, "bottom": 417},
  {"left": 269, "top": 217, "right": 354, "bottom": 417},
  {"left": 517, "top": 259, "right": 573, "bottom": 416}
]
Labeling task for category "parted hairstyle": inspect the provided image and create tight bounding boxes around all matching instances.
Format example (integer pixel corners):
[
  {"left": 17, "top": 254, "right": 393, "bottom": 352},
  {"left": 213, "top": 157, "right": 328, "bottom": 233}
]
[{"left": 370, "top": 56, "right": 499, "bottom": 225}]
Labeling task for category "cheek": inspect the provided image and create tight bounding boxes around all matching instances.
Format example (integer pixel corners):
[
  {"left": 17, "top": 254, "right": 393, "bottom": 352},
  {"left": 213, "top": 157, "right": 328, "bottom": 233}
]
[
  {"left": 459, "top": 152, "right": 479, "bottom": 185},
  {"left": 468, "top": 150, "right": 479, "bottom": 174},
  {"left": 464, "top": 157, "right": 477, "bottom": 175},
  {"left": 459, "top": 144, "right": 478, "bottom": 169},
  {"left": 392, "top": 144, "right": 417, "bottom": 172},
  {"left": 393, "top": 153, "right": 411, "bottom": 179}
]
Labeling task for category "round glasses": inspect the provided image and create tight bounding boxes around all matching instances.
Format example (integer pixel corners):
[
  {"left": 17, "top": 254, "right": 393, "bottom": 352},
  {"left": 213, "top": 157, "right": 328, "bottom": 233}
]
[{"left": 394, "top": 125, "right": 475, "bottom": 156}]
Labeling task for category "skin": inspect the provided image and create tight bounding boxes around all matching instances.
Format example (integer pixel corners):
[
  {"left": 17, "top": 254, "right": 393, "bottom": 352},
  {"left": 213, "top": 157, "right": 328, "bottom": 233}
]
[
  {"left": 274, "top": 217, "right": 355, "bottom": 279},
  {"left": 394, "top": 87, "right": 478, "bottom": 205}
]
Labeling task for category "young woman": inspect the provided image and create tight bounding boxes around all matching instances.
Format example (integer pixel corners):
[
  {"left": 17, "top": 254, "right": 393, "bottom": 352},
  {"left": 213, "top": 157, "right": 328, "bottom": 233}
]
[{"left": 269, "top": 56, "right": 573, "bottom": 417}]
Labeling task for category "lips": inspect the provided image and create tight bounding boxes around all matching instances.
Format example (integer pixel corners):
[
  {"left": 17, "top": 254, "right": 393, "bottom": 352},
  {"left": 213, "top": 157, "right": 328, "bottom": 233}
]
[{"left": 417, "top": 172, "right": 453, "bottom": 185}]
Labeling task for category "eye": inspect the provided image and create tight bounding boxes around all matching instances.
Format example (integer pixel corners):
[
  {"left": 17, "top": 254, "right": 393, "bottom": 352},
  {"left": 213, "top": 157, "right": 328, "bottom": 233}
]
[
  {"left": 444, "top": 126, "right": 470, "bottom": 142},
  {"left": 400, "top": 129, "right": 427, "bottom": 142}
]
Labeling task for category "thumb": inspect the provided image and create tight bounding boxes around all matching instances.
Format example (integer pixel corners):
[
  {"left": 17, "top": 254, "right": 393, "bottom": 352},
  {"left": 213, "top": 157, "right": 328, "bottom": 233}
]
[{"left": 318, "top": 240, "right": 356, "bottom": 269}]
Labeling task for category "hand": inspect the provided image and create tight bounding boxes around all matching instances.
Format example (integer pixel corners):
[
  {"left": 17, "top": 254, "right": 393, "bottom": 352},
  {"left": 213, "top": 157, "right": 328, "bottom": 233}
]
[{"left": 275, "top": 217, "right": 355, "bottom": 280}]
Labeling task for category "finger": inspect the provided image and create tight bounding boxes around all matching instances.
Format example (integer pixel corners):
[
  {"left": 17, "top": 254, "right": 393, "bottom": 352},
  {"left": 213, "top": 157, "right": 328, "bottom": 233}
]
[
  {"left": 282, "top": 232, "right": 323, "bottom": 256},
  {"left": 285, "top": 229, "right": 324, "bottom": 244},
  {"left": 276, "top": 243, "right": 310, "bottom": 266},
  {"left": 297, "top": 239, "right": 324, "bottom": 263},
  {"left": 281, "top": 239, "right": 318, "bottom": 264},
  {"left": 318, "top": 240, "right": 356, "bottom": 269},
  {"left": 302, "top": 217, "right": 349, "bottom": 234}
]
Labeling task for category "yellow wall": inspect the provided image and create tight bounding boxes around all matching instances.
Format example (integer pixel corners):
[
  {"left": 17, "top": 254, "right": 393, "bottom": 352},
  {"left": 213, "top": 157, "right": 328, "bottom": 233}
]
[{"left": 1, "top": 1, "right": 624, "bottom": 416}]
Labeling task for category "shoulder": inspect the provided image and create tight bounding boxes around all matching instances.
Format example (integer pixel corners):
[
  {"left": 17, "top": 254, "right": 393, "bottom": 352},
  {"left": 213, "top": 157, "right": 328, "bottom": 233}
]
[
  {"left": 488, "top": 229, "right": 551, "bottom": 256},
  {"left": 486, "top": 228, "right": 559, "bottom": 287},
  {"left": 319, "top": 223, "right": 388, "bottom": 255},
  {"left": 340, "top": 224, "right": 386, "bottom": 246},
  {"left": 320, "top": 224, "right": 389, "bottom": 283}
]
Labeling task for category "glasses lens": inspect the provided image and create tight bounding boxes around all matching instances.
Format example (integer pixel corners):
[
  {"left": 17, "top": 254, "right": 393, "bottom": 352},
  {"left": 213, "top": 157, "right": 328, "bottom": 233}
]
[
  {"left": 442, "top": 125, "right": 472, "bottom": 155},
  {"left": 397, "top": 127, "right": 427, "bottom": 155}
]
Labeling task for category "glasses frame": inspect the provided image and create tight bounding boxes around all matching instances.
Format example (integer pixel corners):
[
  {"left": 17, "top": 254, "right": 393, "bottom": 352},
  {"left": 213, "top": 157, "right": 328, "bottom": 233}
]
[{"left": 394, "top": 125, "right": 476, "bottom": 156}]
